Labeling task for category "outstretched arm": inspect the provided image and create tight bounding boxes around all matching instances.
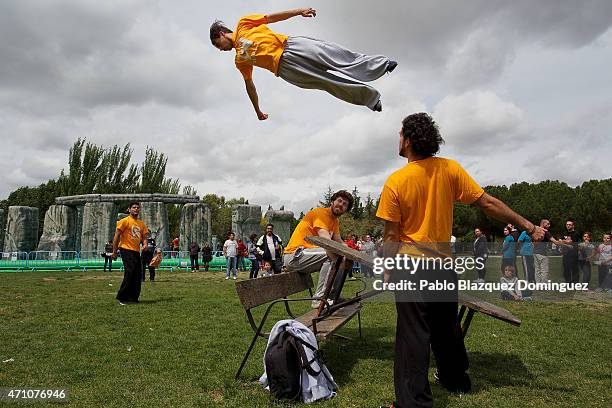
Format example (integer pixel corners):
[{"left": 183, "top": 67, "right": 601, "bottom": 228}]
[
  {"left": 473, "top": 193, "right": 545, "bottom": 240},
  {"left": 266, "top": 8, "right": 316, "bottom": 24},
  {"left": 244, "top": 79, "right": 268, "bottom": 120}
]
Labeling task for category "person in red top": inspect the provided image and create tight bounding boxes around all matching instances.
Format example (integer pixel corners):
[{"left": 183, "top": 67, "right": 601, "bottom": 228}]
[
  {"left": 236, "top": 239, "right": 248, "bottom": 272},
  {"left": 210, "top": 8, "right": 397, "bottom": 120}
]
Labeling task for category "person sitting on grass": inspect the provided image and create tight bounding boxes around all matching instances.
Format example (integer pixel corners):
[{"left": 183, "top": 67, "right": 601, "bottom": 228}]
[
  {"left": 260, "top": 260, "right": 272, "bottom": 277},
  {"left": 500, "top": 265, "right": 522, "bottom": 301}
]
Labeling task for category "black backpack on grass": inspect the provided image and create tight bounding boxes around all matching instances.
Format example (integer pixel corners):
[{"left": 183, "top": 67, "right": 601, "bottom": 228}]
[{"left": 264, "top": 330, "right": 325, "bottom": 401}]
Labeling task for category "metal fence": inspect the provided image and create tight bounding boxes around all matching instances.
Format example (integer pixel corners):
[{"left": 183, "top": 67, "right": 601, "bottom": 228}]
[
  {"left": 28, "top": 251, "right": 79, "bottom": 271},
  {"left": 0, "top": 252, "right": 29, "bottom": 271}
]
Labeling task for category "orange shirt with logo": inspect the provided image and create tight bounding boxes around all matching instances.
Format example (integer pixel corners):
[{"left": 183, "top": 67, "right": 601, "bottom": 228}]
[
  {"left": 376, "top": 157, "right": 484, "bottom": 249},
  {"left": 233, "top": 14, "right": 288, "bottom": 80},
  {"left": 284, "top": 208, "right": 340, "bottom": 254},
  {"left": 116, "top": 216, "right": 149, "bottom": 252}
]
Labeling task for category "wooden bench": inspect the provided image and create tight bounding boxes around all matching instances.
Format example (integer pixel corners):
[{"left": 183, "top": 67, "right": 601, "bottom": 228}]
[
  {"left": 234, "top": 270, "right": 363, "bottom": 379},
  {"left": 305, "top": 236, "right": 521, "bottom": 338}
]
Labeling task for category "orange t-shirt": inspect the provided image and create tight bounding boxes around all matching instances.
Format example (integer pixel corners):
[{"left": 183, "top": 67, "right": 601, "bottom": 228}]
[
  {"left": 116, "top": 216, "right": 149, "bottom": 252},
  {"left": 233, "top": 14, "right": 288, "bottom": 80},
  {"left": 376, "top": 157, "right": 484, "bottom": 248},
  {"left": 284, "top": 208, "right": 341, "bottom": 254}
]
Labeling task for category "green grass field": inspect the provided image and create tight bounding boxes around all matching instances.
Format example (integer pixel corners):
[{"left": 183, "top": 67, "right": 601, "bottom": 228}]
[{"left": 0, "top": 266, "right": 610, "bottom": 407}]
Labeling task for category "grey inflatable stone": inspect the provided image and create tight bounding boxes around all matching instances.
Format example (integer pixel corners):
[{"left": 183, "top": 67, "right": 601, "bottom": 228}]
[
  {"left": 80, "top": 202, "right": 117, "bottom": 254},
  {"left": 74, "top": 205, "right": 84, "bottom": 252},
  {"left": 179, "top": 203, "right": 210, "bottom": 252},
  {"left": 37, "top": 205, "right": 77, "bottom": 251},
  {"left": 0, "top": 208, "right": 5, "bottom": 251},
  {"left": 265, "top": 210, "right": 295, "bottom": 244},
  {"left": 232, "top": 205, "right": 262, "bottom": 241},
  {"left": 3, "top": 206, "right": 39, "bottom": 253},
  {"left": 139, "top": 202, "right": 169, "bottom": 250}
]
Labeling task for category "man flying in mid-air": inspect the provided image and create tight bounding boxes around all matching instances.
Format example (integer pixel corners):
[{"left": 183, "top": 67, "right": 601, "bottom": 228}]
[{"left": 210, "top": 7, "right": 397, "bottom": 120}]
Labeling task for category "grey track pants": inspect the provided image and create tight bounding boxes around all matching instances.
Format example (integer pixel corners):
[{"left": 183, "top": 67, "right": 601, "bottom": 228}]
[
  {"left": 283, "top": 247, "right": 331, "bottom": 299},
  {"left": 278, "top": 36, "right": 390, "bottom": 110}
]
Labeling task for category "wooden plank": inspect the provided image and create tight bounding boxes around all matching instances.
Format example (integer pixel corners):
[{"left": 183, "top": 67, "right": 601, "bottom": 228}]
[
  {"left": 304, "top": 236, "right": 521, "bottom": 328},
  {"left": 235, "top": 272, "right": 313, "bottom": 310},
  {"left": 458, "top": 293, "right": 521, "bottom": 326},
  {"left": 305, "top": 236, "right": 375, "bottom": 267},
  {"left": 297, "top": 304, "right": 361, "bottom": 340}
]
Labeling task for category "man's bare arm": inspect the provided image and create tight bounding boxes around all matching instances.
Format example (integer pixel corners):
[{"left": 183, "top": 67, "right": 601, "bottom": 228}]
[
  {"left": 244, "top": 79, "right": 268, "bottom": 120},
  {"left": 317, "top": 228, "right": 340, "bottom": 262},
  {"left": 266, "top": 8, "right": 316, "bottom": 24},
  {"left": 473, "top": 193, "right": 544, "bottom": 240},
  {"left": 382, "top": 221, "right": 401, "bottom": 283},
  {"left": 111, "top": 229, "right": 121, "bottom": 260}
]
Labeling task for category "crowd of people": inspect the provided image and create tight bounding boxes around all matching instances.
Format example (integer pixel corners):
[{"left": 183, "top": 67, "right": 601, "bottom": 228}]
[{"left": 484, "top": 220, "right": 612, "bottom": 299}]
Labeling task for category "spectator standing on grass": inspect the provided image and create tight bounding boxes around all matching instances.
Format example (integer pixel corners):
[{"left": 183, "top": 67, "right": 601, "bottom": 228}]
[
  {"left": 236, "top": 239, "right": 247, "bottom": 272},
  {"left": 224, "top": 232, "right": 238, "bottom": 280},
  {"left": 173, "top": 237, "right": 179, "bottom": 254},
  {"left": 248, "top": 233, "right": 260, "bottom": 279},
  {"left": 201, "top": 242, "right": 213, "bottom": 271},
  {"left": 112, "top": 202, "right": 149, "bottom": 305},
  {"left": 578, "top": 232, "right": 595, "bottom": 289},
  {"left": 360, "top": 235, "right": 376, "bottom": 278},
  {"left": 189, "top": 241, "right": 200, "bottom": 271},
  {"left": 518, "top": 230, "right": 535, "bottom": 299},
  {"left": 561, "top": 220, "right": 581, "bottom": 283},
  {"left": 103, "top": 240, "right": 114, "bottom": 272},
  {"left": 257, "top": 224, "right": 283, "bottom": 274},
  {"left": 592, "top": 233, "right": 612, "bottom": 291},
  {"left": 473, "top": 228, "right": 488, "bottom": 283},
  {"left": 141, "top": 234, "right": 157, "bottom": 282},
  {"left": 533, "top": 219, "right": 563, "bottom": 283},
  {"left": 502, "top": 226, "right": 516, "bottom": 274}
]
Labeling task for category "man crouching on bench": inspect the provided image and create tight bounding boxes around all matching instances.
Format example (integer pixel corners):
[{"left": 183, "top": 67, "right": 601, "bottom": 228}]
[{"left": 283, "top": 190, "right": 353, "bottom": 308}]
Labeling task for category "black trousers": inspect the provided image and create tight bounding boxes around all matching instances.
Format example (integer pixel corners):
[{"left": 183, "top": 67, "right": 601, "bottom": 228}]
[
  {"left": 190, "top": 255, "right": 199, "bottom": 270},
  {"left": 562, "top": 255, "right": 579, "bottom": 283},
  {"left": 141, "top": 250, "right": 155, "bottom": 281},
  {"left": 475, "top": 256, "right": 487, "bottom": 280},
  {"left": 104, "top": 255, "right": 112, "bottom": 271},
  {"left": 394, "top": 300, "right": 469, "bottom": 408},
  {"left": 393, "top": 266, "right": 469, "bottom": 408},
  {"left": 116, "top": 249, "right": 142, "bottom": 303},
  {"left": 270, "top": 259, "right": 282, "bottom": 274}
]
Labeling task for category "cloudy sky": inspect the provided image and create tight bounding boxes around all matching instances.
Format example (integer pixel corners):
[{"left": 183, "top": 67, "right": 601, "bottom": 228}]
[{"left": 1, "top": 0, "right": 611, "bottom": 214}]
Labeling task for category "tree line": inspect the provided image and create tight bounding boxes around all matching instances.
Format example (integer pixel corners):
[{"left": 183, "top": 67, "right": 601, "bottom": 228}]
[{"left": 2, "top": 138, "right": 610, "bottom": 244}]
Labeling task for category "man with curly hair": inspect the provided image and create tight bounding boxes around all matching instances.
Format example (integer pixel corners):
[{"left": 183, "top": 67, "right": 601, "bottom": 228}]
[
  {"left": 210, "top": 8, "right": 397, "bottom": 120},
  {"left": 283, "top": 190, "right": 353, "bottom": 308},
  {"left": 377, "top": 113, "right": 545, "bottom": 408}
]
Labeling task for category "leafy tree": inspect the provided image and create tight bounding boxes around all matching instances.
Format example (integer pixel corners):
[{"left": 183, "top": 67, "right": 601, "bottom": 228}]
[
  {"left": 350, "top": 186, "right": 363, "bottom": 219},
  {"left": 319, "top": 185, "right": 333, "bottom": 207}
]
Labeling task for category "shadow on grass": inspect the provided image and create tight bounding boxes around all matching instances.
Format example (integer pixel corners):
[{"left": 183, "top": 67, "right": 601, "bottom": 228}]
[
  {"left": 320, "top": 327, "right": 395, "bottom": 386},
  {"left": 467, "top": 352, "right": 533, "bottom": 391},
  {"left": 137, "top": 296, "right": 183, "bottom": 304}
]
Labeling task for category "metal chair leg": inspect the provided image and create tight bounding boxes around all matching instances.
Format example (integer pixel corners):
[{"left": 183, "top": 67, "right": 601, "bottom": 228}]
[{"left": 235, "top": 330, "right": 261, "bottom": 379}]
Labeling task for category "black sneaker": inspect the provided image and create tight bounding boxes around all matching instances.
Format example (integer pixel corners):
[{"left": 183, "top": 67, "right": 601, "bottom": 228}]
[
  {"left": 387, "top": 60, "right": 398, "bottom": 73},
  {"left": 373, "top": 100, "right": 383, "bottom": 112},
  {"left": 434, "top": 369, "right": 471, "bottom": 394}
]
